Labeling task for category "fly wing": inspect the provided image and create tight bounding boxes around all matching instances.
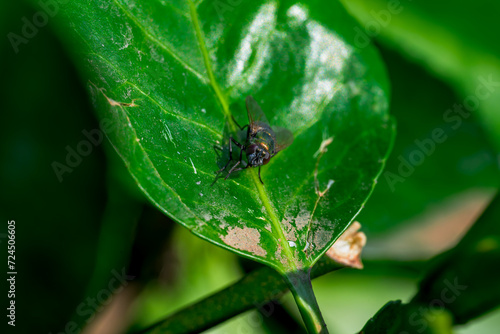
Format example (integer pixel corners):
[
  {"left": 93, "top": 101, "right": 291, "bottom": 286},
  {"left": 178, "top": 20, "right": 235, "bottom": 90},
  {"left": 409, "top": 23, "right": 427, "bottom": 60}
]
[
  {"left": 272, "top": 126, "right": 294, "bottom": 154},
  {"left": 246, "top": 96, "right": 269, "bottom": 134}
]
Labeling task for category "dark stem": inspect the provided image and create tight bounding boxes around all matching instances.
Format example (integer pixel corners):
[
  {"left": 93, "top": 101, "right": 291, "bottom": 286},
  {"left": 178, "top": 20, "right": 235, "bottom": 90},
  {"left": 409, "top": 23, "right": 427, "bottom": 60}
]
[{"left": 283, "top": 269, "right": 329, "bottom": 334}]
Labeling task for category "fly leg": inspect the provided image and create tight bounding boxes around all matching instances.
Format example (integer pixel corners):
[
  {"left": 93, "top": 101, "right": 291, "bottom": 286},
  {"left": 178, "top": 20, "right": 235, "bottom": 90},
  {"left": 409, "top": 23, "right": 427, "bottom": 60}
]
[
  {"left": 225, "top": 138, "right": 246, "bottom": 180},
  {"left": 216, "top": 136, "right": 235, "bottom": 174},
  {"left": 231, "top": 115, "right": 249, "bottom": 131},
  {"left": 258, "top": 166, "right": 264, "bottom": 184},
  {"left": 217, "top": 136, "right": 245, "bottom": 175},
  {"left": 228, "top": 164, "right": 249, "bottom": 174}
]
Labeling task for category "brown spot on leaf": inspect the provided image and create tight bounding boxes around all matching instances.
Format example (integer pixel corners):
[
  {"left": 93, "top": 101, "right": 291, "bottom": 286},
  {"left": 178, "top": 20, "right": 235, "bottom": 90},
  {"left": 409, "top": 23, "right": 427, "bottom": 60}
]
[
  {"left": 282, "top": 217, "right": 297, "bottom": 242},
  {"left": 275, "top": 244, "right": 288, "bottom": 266},
  {"left": 294, "top": 208, "right": 310, "bottom": 230},
  {"left": 221, "top": 227, "right": 267, "bottom": 257},
  {"left": 313, "top": 225, "right": 330, "bottom": 250},
  {"left": 89, "top": 80, "right": 139, "bottom": 107}
]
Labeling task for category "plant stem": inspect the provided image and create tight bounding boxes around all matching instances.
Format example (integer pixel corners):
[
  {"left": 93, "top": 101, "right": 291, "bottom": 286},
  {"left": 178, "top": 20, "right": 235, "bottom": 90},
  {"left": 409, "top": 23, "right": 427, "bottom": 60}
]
[
  {"left": 138, "top": 257, "right": 341, "bottom": 334},
  {"left": 284, "top": 269, "right": 329, "bottom": 334}
]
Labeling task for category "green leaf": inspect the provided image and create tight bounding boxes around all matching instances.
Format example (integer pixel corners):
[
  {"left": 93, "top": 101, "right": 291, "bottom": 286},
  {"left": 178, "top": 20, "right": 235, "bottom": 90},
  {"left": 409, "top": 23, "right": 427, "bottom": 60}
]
[
  {"left": 56, "top": 0, "right": 393, "bottom": 274},
  {"left": 358, "top": 46, "right": 500, "bottom": 236},
  {"left": 340, "top": 0, "right": 500, "bottom": 150},
  {"left": 361, "top": 192, "right": 500, "bottom": 331},
  {"left": 413, "top": 191, "right": 500, "bottom": 324},
  {"left": 361, "top": 300, "right": 454, "bottom": 334}
]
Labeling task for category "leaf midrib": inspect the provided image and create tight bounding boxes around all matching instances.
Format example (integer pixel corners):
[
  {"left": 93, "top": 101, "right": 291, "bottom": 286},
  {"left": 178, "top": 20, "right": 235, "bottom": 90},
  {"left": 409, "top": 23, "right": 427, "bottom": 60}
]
[
  {"left": 188, "top": 0, "right": 230, "bottom": 119},
  {"left": 80, "top": 0, "right": 298, "bottom": 271},
  {"left": 188, "top": 0, "right": 297, "bottom": 271}
]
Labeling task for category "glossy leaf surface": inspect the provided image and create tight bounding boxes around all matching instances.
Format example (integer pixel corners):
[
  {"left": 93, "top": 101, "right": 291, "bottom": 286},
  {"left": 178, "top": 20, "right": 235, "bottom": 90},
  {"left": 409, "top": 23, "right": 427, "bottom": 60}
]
[{"left": 59, "top": 0, "right": 393, "bottom": 273}]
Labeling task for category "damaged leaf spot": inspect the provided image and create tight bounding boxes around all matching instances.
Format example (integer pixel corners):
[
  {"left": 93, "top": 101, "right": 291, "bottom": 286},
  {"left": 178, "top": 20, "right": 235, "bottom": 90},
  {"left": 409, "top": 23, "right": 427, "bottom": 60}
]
[
  {"left": 89, "top": 81, "right": 139, "bottom": 107},
  {"left": 221, "top": 227, "right": 267, "bottom": 257},
  {"left": 304, "top": 137, "right": 335, "bottom": 253},
  {"left": 282, "top": 217, "right": 297, "bottom": 242},
  {"left": 74, "top": 0, "right": 394, "bottom": 275},
  {"left": 313, "top": 226, "right": 330, "bottom": 250}
]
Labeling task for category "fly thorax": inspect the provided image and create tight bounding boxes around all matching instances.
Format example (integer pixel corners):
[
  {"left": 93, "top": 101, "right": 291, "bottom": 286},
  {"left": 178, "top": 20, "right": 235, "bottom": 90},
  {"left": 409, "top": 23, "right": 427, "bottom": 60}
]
[{"left": 255, "top": 131, "right": 276, "bottom": 154}]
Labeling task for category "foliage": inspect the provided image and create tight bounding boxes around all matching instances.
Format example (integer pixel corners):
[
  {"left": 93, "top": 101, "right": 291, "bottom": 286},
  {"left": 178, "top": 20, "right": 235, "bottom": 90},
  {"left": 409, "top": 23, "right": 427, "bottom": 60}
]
[{"left": 2, "top": 0, "right": 499, "bottom": 333}]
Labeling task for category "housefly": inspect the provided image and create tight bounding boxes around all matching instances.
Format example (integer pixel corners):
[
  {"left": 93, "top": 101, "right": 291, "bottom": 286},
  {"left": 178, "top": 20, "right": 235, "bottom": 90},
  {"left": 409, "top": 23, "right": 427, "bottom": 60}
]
[{"left": 216, "top": 96, "right": 294, "bottom": 184}]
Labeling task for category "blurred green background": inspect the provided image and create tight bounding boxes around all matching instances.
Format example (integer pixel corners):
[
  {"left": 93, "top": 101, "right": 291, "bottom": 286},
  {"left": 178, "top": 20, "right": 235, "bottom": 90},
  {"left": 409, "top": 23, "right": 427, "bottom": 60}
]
[{"left": 1, "top": 0, "right": 499, "bottom": 333}]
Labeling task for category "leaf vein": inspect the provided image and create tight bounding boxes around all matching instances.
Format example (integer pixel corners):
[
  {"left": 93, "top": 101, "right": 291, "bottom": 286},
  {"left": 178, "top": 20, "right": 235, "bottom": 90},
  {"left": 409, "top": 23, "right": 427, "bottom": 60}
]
[
  {"left": 113, "top": 0, "right": 208, "bottom": 83},
  {"left": 87, "top": 52, "right": 223, "bottom": 138}
]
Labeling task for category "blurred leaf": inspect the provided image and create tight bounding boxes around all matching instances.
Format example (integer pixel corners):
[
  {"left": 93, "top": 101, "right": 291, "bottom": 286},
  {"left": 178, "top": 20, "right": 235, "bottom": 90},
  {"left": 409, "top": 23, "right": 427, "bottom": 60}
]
[
  {"left": 361, "top": 192, "right": 500, "bottom": 332},
  {"left": 139, "top": 254, "right": 342, "bottom": 334},
  {"left": 340, "top": 0, "right": 500, "bottom": 150},
  {"left": 129, "top": 222, "right": 242, "bottom": 331},
  {"left": 358, "top": 47, "right": 499, "bottom": 236},
  {"left": 55, "top": 0, "right": 394, "bottom": 274},
  {"left": 0, "top": 2, "right": 106, "bottom": 333},
  {"left": 413, "top": 192, "right": 500, "bottom": 324},
  {"left": 80, "top": 144, "right": 143, "bottom": 306},
  {"left": 360, "top": 300, "right": 454, "bottom": 334},
  {"left": 361, "top": 300, "right": 404, "bottom": 333}
]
